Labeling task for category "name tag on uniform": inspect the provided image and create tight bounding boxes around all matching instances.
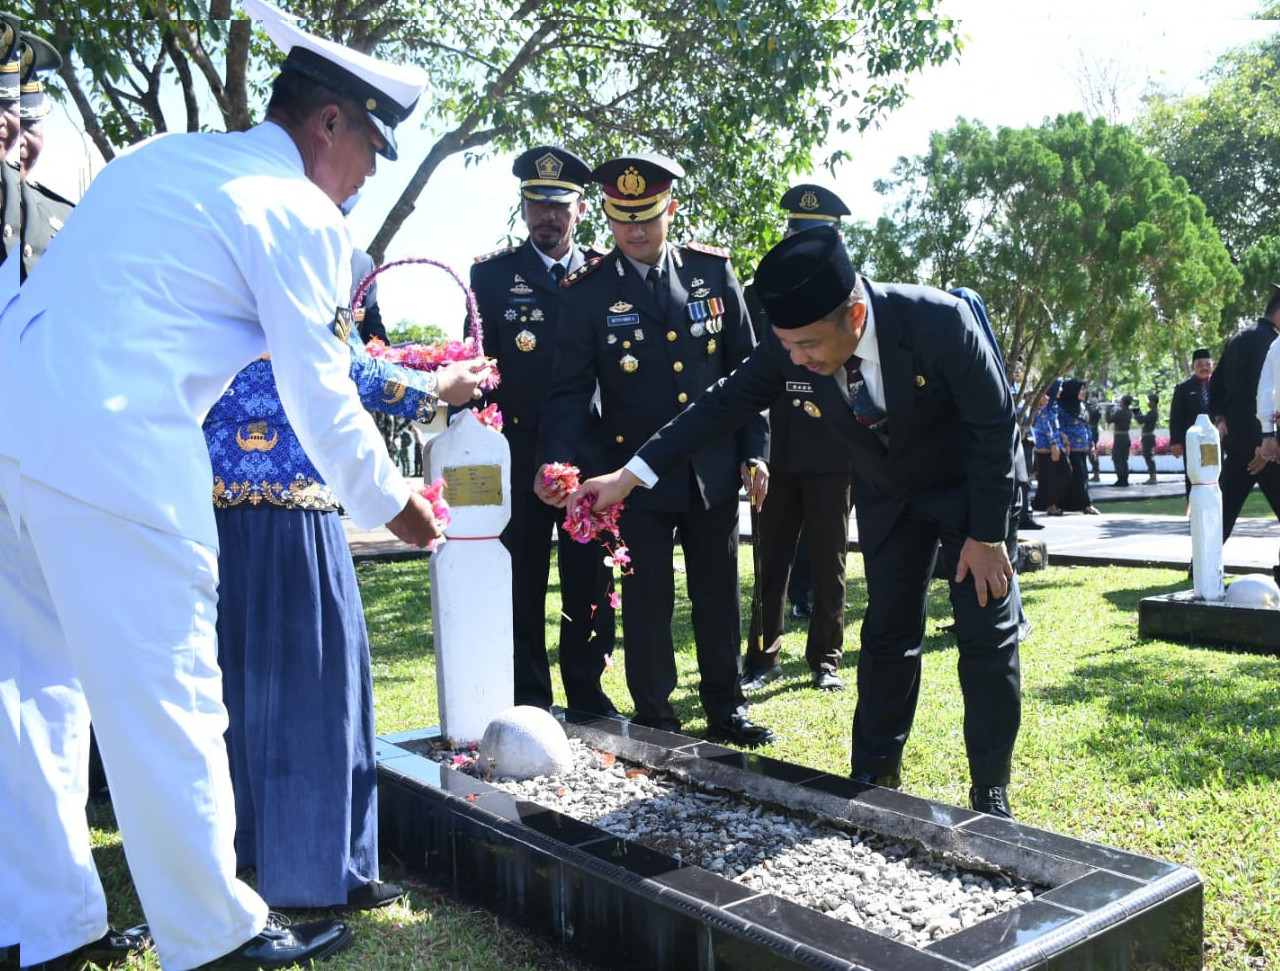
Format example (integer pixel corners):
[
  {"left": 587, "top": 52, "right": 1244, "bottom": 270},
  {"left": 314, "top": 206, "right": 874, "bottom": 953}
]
[
  {"left": 785, "top": 381, "right": 813, "bottom": 394},
  {"left": 607, "top": 312, "right": 640, "bottom": 328}
]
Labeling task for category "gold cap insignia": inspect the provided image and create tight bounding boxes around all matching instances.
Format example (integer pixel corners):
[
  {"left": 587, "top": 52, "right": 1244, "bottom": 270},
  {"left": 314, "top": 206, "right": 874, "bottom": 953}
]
[
  {"left": 536, "top": 152, "right": 564, "bottom": 180},
  {"left": 799, "top": 190, "right": 820, "bottom": 211},
  {"left": 617, "top": 166, "right": 646, "bottom": 197}
]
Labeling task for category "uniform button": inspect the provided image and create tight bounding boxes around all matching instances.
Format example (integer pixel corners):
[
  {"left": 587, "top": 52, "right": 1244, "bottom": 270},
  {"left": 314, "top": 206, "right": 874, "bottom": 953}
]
[
  {"left": 673, "top": 361, "right": 684, "bottom": 372},
  {"left": 792, "top": 399, "right": 801, "bottom": 407},
  {"left": 667, "top": 330, "right": 677, "bottom": 342},
  {"left": 622, "top": 340, "right": 632, "bottom": 349},
  {"left": 615, "top": 435, "right": 625, "bottom": 444},
  {"left": 22, "top": 244, "right": 32, "bottom": 258},
  {"left": 511, "top": 416, "right": 520, "bottom": 425},
  {"left": 2, "top": 224, "right": 11, "bottom": 238},
  {"left": 678, "top": 392, "right": 688, "bottom": 404}
]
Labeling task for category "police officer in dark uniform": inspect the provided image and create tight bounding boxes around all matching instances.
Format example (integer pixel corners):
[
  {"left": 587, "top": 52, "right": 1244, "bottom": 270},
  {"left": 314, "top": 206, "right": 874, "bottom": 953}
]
[
  {"left": 536, "top": 152, "right": 775, "bottom": 747},
  {"left": 0, "top": 12, "right": 21, "bottom": 270},
  {"left": 742, "top": 184, "right": 854, "bottom": 692},
  {"left": 469, "top": 146, "right": 617, "bottom": 715},
  {"left": 18, "top": 25, "right": 73, "bottom": 281}
]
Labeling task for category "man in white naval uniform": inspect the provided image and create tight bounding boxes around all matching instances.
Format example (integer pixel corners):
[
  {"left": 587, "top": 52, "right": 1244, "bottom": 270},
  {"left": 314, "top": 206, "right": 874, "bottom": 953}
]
[{"left": 0, "top": 3, "right": 491, "bottom": 969}]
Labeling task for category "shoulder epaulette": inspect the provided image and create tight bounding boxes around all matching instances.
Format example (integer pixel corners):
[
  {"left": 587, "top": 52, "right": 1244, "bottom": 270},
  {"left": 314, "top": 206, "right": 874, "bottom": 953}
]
[
  {"left": 561, "top": 255, "right": 604, "bottom": 287},
  {"left": 683, "top": 240, "right": 732, "bottom": 259},
  {"left": 473, "top": 245, "right": 515, "bottom": 264},
  {"left": 27, "top": 181, "right": 77, "bottom": 207},
  {"left": 584, "top": 243, "right": 608, "bottom": 260}
]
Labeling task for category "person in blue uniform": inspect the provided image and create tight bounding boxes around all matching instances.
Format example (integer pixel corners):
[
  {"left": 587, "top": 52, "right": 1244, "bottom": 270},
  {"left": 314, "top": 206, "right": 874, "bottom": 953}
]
[
  {"left": 1058, "top": 379, "right": 1099, "bottom": 513},
  {"left": 535, "top": 152, "right": 775, "bottom": 747},
  {"left": 205, "top": 334, "right": 480, "bottom": 911},
  {"left": 741, "top": 184, "right": 855, "bottom": 693},
  {"left": 575, "top": 227, "right": 1022, "bottom": 818},
  {"left": 468, "top": 146, "right": 617, "bottom": 714}
]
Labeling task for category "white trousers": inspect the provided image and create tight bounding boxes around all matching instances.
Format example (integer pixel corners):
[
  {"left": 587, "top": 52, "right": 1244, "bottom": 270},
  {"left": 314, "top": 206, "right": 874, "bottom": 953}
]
[{"left": 0, "top": 465, "right": 268, "bottom": 969}]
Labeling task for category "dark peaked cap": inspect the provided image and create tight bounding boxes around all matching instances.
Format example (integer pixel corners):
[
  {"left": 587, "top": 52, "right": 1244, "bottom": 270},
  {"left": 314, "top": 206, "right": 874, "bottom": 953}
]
[
  {"left": 753, "top": 225, "right": 859, "bottom": 330},
  {"left": 780, "top": 184, "right": 850, "bottom": 224},
  {"left": 19, "top": 29, "right": 60, "bottom": 122},
  {"left": 513, "top": 146, "right": 592, "bottom": 203},
  {"left": 1, "top": 12, "right": 20, "bottom": 103},
  {"left": 593, "top": 152, "right": 685, "bottom": 222}
]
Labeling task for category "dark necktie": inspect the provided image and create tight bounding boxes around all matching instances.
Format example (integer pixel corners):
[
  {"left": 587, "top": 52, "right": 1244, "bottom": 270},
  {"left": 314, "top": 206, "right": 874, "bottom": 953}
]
[
  {"left": 646, "top": 265, "right": 668, "bottom": 316},
  {"left": 1198, "top": 377, "right": 1209, "bottom": 409},
  {"left": 844, "top": 356, "right": 888, "bottom": 432},
  {"left": 549, "top": 262, "right": 566, "bottom": 284}
]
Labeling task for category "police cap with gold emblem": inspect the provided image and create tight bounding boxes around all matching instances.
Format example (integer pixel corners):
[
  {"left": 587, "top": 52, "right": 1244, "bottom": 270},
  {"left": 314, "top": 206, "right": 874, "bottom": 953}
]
[
  {"left": 780, "top": 183, "right": 850, "bottom": 234},
  {"left": 245, "top": 0, "right": 427, "bottom": 162},
  {"left": 754, "top": 225, "right": 858, "bottom": 330},
  {"left": 513, "top": 145, "right": 591, "bottom": 203},
  {"left": 18, "top": 28, "right": 60, "bottom": 123},
  {"left": 0, "top": 11, "right": 20, "bottom": 104},
  {"left": 593, "top": 152, "right": 685, "bottom": 223}
]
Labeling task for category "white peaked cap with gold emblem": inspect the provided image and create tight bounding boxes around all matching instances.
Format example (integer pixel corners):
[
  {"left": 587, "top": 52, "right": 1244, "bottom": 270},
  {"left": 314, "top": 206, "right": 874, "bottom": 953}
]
[{"left": 244, "top": 0, "right": 427, "bottom": 161}]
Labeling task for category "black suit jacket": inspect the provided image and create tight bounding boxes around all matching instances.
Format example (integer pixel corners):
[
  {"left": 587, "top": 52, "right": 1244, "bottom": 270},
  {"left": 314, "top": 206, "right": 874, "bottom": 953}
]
[
  {"left": 1169, "top": 375, "right": 1210, "bottom": 449},
  {"left": 637, "top": 280, "right": 1015, "bottom": 553},
  {"left": 469, "top": 239, "right": 597, "bottom": 492},
  {"left": 1210, "top": 318, "right": 1280, "bottom": 460},
  {"left": 539, "top": 243, "right": 767, "bottom": 512}
]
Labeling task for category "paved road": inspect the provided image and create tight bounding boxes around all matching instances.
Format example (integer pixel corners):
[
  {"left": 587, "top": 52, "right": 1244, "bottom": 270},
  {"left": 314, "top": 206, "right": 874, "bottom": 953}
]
[{"left": 345, "top": 473, "right": 1278, "bottom": 575}]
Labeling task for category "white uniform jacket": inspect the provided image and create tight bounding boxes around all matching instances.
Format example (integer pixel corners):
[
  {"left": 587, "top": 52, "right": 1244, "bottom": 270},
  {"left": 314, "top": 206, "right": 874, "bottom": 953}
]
[{"left": 6, "top": 121, "right": 407, "bottom": 547}]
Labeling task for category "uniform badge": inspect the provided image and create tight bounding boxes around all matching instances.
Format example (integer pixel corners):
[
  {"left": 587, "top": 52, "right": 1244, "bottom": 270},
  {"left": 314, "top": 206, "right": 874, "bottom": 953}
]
[
  {"left": 49, "top": 216, "right": 64, "bottom": 233},
  {"left": 619, "top": 354, "right": 639, "bottom": 374},
  {"left": 915, "top": 374, "right": 927, "bottom": 387},
  {"left": 616, "top": 258, "right": 625, "bottom": 277},
  {"left": 633, "top": 329, "right": 645, "bottom": 341},
  {"left": 514, "top": 273, "right": 527, "bottom": 284},
  {"left": 610, "top": 301, "right": 633, "bottom": 313},
  {"left": 691, "top": 277, "right": 705, "bottom": 288},
  {"left": 536, "top": 152, "right": 564, "bottom": 180},
  {"left": 607, "top": 333, "right": 618, "bottom": 345},
  {"left": 516, "top": 329, "right": 537, "bottom": 352},
  {"left": 803, "top": 401, "right": 822, "bottom": 418},
  {"left": 707, "top": 317, "right": 723, "bottom": 334},
  {"left": 689, "top": 322, "right": 706, "bottom": 338},
  {"left": 785, "top": 381, "right": 813, "bottom": 394},
  {"left": 617, "top": 166, "right": 646, "bottom": 197},
  {"left": 382, "top": 379, "right": 407, "bottom": 404},
  {"left": 691, "top": 287, "right": 711, "bottom": 299},
  {"left": 530, "top": 309, "right": 545, "bottom": 322},
  {"left": 799, "top": 189, "right": 820, "bottom": 212},
  {"left": 706, "top": 339, "right": 717, "bottom": 355},
  {"left": 607, "top": 312, "right": 640, "bottom": 328},
  {"left": 504, "top": 309, "right": 518, "bottom": 321},
  {"left": 331, "top": 307, "right": 354, "bottom": 342},
  {"left": 510, "top": 281, "right": 533, "bottom": 295}
]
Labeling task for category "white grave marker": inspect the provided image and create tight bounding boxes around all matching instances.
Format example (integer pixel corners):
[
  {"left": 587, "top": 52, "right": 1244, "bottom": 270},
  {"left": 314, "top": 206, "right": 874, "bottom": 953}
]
[{"left": 1185, "top": 413, "right": 1225, "bottom": 601}]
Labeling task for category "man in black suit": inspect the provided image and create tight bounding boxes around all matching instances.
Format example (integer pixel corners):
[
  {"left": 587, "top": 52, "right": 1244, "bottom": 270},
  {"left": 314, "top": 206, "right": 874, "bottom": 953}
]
[
  {"left": 575, "top": 227, "right": 1020, "bottom": 818},
  {"left": 535, "top": 152, "right": 774, "bottom": 747},
  {"left": 469, "top": 146, "right": 616, "bottom": 714},
  {"left": 1169, "top": 348, "right": 1213, "bottom": 494},
  {"left": 1209, "top": 287, "right": 1280, "bottom": 569},
  {"left": 742, "top": 184, "right": 854, "bottom": 693}
]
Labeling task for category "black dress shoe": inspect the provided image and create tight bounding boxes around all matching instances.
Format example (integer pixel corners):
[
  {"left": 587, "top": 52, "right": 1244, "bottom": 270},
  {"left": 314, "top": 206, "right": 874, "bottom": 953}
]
[
  {"left": 344, "top": 880, "right": 406, "bottom": 911},
  {"left": 849, "top": 770, "right": 902, "bottom": 790},
  {"left": 790, "top": 602, "right": 813, "bottom": 619},
  {"left": 969, "top": 784, "right": 1015, "bottom": 820},
  {"left": 811, "top": 671, "right": 844, "bottom": 691},
  {"left": 739, "top": 663, "right": 783, "bottom": 691},
  {"left": 705, "top": 713, "right": 776, "bottom": 747},
  {"left": 20, "top": 925, "right": 153, "bottom": 970},
  {"left": 1018, "top": 518, "right": 1045, "bottom": 530},
  {"left": 206, "top": 914, "right": 352, "bottom": 969}
]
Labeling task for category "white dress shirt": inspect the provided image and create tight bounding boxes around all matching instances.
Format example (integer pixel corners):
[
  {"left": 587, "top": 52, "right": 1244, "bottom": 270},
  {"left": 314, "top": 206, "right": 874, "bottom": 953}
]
[
  {"left": 8, "top": 121, "right": 408, "bottom": 547},
  {"left": 1258, "top": 333, "right": 1280, "bottom": 435}
]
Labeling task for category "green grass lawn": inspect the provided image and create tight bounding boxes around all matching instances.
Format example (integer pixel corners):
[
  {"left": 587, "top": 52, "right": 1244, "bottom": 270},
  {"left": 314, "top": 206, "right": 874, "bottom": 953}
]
[
  {"left": 86, "top": 554, "right": 1278, "bottom": 970},
  {"left": 1095, "top": 489, "right": 1277, "bottom": 519}
]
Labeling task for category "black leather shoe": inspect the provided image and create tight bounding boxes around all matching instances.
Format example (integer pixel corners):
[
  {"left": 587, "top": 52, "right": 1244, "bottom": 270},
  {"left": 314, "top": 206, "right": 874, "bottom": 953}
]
[
  {"left": 19, "top": 925, "right": 153, "bottom": 970},
  {"left": 344, "top": 880, "right": 406, "bottom": 911},
  {"left": 849, "top": 770, "right": 902, "bottom": 790},
  {"left": 705, "top": 713, "right": 776, "bottom": 747},
  {"left": 739, "top": 663, "right": 783, "bottom": 691},
  {"left": 1018, "top": 517, "right": 1044, "bottom": 530},
  {"left": 811, "top": 671, "right": 844, "bottom": 691},
  {"left": 207, "top": 914, "right": 352, "bottom": 969},
  {"left": 790, "top": 602, "right": 812, "bottom": 619},
  {"left": 969, "top": 784, "right": 1015, "bottom": 820}
]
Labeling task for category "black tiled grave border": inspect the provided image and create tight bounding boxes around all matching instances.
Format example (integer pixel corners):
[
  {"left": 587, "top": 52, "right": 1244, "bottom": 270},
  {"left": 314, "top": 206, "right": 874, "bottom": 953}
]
[
  {"left": 1139, "top": 592, "right": 1280, "bottom": 654},
  {"left": 377, "top": 713, "right": 1203, "bottom": 971}
]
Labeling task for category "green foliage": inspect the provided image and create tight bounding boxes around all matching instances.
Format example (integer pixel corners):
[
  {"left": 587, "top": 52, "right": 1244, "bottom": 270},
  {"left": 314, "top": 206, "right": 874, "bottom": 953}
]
[
  {"left": 849, "top": 114, "right": 1239, "bottom": 424},
  {"left": 21, "top": 1, "right": 960, "bottom": 267},
  {"left": 1135, "top": 19, "right": 1280, "bottom": 329},
  {"left": 385, "top": 320, "right": 448, "bottom": 345}
]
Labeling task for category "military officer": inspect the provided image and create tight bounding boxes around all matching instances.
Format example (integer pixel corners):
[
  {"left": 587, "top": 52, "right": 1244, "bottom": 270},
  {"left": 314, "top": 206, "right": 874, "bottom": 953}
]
[
  {"left": 468, "top": 145, "right": 617, "bottom": 714},
  {"left": 535, "top": 152, "right": 775, "bottom": 747},
  {"left": 17, "top": 33, "right": 73, "bottom": 278},
  {"left": 742, "top": 184, "right": 855, "bottom": 693},
  {"left": 0, "top": 12, "right": 20, "bottom": 271}
]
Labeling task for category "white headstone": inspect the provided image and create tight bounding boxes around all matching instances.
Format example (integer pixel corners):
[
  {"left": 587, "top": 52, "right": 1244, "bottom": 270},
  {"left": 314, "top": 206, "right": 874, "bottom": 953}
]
[
  {"left": 1185, "top": 414, "right": 1225, "bottom": 601},
  {"left": 479, "top": 706, "right": 573, "bottom": 780},
  {"left": 423, "top": 409, "right": 514, "bottom": 745}
]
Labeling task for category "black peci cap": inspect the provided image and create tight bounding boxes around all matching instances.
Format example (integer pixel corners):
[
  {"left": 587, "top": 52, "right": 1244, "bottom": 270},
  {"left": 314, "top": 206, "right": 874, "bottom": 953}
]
[{"left": 753, "top": 225, "right": 858, "bottom": 330}]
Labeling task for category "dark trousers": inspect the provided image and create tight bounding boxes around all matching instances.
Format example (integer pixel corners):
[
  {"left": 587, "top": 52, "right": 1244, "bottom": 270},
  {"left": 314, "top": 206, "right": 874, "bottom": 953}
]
[
  {"left": 505, "top": 490, "right": 616, "bottom": 713},
  {"left": 618, "top": 496, "right": 745, "bottom": 726},
  {"left": 1113, "top": 433, "right": 1131, "bottom": 485},
  {"left": 851, "top": 505, "right": 1021, "bottom": 786},
  {"left": 1032, "top": 451, "right": 1069, "bottom": 509},
  {"left": 1220, "top": 451, "right": 1280, "bottom": 574},
  {"left": 1141, "top": 434, "right": 1157, "bottom": 475},
  {"left": 746, "top": 470, "right": 851, "bottom": 674},
  {"left": 788, "top": 532, "right": 812, "bottom": 609}
]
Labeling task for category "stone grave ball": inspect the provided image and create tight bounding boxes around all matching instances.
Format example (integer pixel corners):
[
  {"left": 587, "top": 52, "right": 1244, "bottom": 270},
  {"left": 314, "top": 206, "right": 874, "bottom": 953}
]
[
  {"left": 480, "top": 705, "right": 573, "bottom": 780},
  {"left": 1223, "top": 574, "right": 1280, "bottom": 609}
]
